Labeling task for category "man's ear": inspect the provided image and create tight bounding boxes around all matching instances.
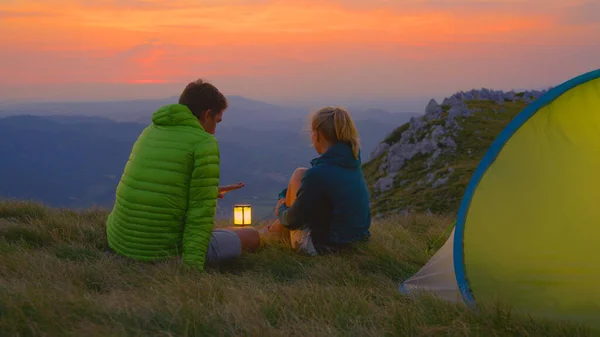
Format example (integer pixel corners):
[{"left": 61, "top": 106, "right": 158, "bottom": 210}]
[{"left": 198, "top": 109, "right": 211, "bottom": 121}]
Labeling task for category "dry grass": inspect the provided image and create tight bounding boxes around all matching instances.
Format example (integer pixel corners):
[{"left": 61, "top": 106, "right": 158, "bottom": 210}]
[{"left": 0, "top": 199, "right": 592, "bottom": 336}]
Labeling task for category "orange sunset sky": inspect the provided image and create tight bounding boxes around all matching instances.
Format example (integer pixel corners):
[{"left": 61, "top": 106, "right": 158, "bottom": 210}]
[{"left": 1, "top": 0, "right": 599, "bottom": 108}]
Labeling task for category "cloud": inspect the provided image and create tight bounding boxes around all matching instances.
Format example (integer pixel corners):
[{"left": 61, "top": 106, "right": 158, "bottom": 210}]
[
  {"left": 1, "top": 0, "right": 599, "bottom": 103},
  {"left": 50, "top": 0, "right": 191, "bottom": 11},
  {"left": 559, "top": 1, "right": 600, "bottom": 26},
  {"left": 1, "top": 38, "right": 599, "bottom": 103},
  {"left": 308, "top": 0, "right": 562, "bottom": 15},
  {"left": 0, "top": 10, "right": 61, "bottom": 19}
]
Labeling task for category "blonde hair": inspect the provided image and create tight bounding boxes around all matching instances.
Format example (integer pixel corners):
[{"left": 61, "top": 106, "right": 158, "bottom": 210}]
[{"left": 311, "top": 106, "right": 361, "bottom": 159}]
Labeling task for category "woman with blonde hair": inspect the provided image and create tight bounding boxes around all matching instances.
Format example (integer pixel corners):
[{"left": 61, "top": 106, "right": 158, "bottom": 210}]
[{"left": 259, "top": 106, "right": 372, "bottom": 255}]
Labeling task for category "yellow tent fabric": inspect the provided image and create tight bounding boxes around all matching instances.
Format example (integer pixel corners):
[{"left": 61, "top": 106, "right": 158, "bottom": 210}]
[
  {"left": 463, "top": 73, "right": 600, "bottom": 327},
  {"left": 401, "top": 68, "right": 600, "bottom": 330}
]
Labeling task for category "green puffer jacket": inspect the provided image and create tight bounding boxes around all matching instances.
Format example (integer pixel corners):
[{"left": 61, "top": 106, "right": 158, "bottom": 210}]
[{"left": 106, "top": 104, "right": 219, "bottom": 270}]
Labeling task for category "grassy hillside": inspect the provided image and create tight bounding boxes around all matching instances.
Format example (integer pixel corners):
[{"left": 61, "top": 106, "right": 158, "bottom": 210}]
[
  {"left": 0, "top": 200, "right": 591, "bottom": 336},
  {"left": 363, "top": 92, "right": 537, "bottom": 217}
]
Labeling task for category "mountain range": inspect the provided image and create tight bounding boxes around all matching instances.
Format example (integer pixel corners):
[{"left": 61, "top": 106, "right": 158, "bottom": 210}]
[{"left": 0, "top": 96, "right": 419, "bottom": 220}]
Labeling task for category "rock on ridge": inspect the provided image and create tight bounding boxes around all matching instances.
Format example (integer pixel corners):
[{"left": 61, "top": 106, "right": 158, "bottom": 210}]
[{"left": 369, "top": 87, "right": 548, "bottom": 194}]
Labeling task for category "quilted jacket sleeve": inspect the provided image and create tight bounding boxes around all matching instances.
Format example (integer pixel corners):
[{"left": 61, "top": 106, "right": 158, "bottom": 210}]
[{"left": 182, "top": 137, "right": 220, "bottom": 269}]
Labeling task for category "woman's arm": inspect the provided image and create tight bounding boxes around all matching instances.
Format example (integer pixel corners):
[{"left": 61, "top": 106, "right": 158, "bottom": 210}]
[{"left": 277, "top": 169, "right": 323, "bottom": 230}]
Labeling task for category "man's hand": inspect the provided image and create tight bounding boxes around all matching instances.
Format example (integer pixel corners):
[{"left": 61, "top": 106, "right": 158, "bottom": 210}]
[{"left": 217, "top": 182, "right": 244, "bottom": 199}]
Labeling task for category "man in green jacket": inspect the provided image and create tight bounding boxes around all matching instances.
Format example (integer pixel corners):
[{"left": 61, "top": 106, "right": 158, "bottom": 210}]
[{"left": 106, "top": 79, "right": 260, "bottom": 270}]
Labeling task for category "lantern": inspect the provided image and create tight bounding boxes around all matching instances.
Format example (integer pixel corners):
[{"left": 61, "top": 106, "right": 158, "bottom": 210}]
[{"left": 233, "top": 204, "right": 252, "bottom": 226}]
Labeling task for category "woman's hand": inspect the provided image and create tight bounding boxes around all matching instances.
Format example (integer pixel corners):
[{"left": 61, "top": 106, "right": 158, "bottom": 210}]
[
  {"left": 275, "top": 198, "right": 286, "bottom": 216},
  {"left": 218, "top": 182, "right": 245, "bottom": 199}
]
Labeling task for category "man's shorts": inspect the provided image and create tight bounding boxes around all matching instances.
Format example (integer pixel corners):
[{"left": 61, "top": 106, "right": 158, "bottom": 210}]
[
  {"left": 205, "top": 229, "right": 242, "bottom": 264},
  {"left": 105, "top": 228, "right": 242, "bottom": 265}
]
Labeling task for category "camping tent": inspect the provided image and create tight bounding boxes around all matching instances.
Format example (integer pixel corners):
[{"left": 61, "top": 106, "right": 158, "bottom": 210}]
[{"left": 400, "top": 68, "right": 600, "bottom": 329}]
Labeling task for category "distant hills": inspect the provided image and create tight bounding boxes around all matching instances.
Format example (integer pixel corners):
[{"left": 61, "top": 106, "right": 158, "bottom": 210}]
[
  {"left": 0, "top": 95, "right": 419, "bottom": 220},
  {"left": 0, "top": 95, "right": 414, "bottom": 125}
]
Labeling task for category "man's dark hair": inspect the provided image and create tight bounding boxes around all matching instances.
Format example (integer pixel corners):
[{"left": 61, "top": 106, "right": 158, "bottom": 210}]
[{"left": 178, "top": 79, "right": 228, "bottom": 119}]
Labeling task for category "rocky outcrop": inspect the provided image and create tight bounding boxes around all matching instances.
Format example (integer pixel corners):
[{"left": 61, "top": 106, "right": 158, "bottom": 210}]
[
  {"left": 370, "top": 143, "right": 389, "bottom": 160},
  {"left": 369, "top": 88, "right": 548, "bottom": 194}
]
